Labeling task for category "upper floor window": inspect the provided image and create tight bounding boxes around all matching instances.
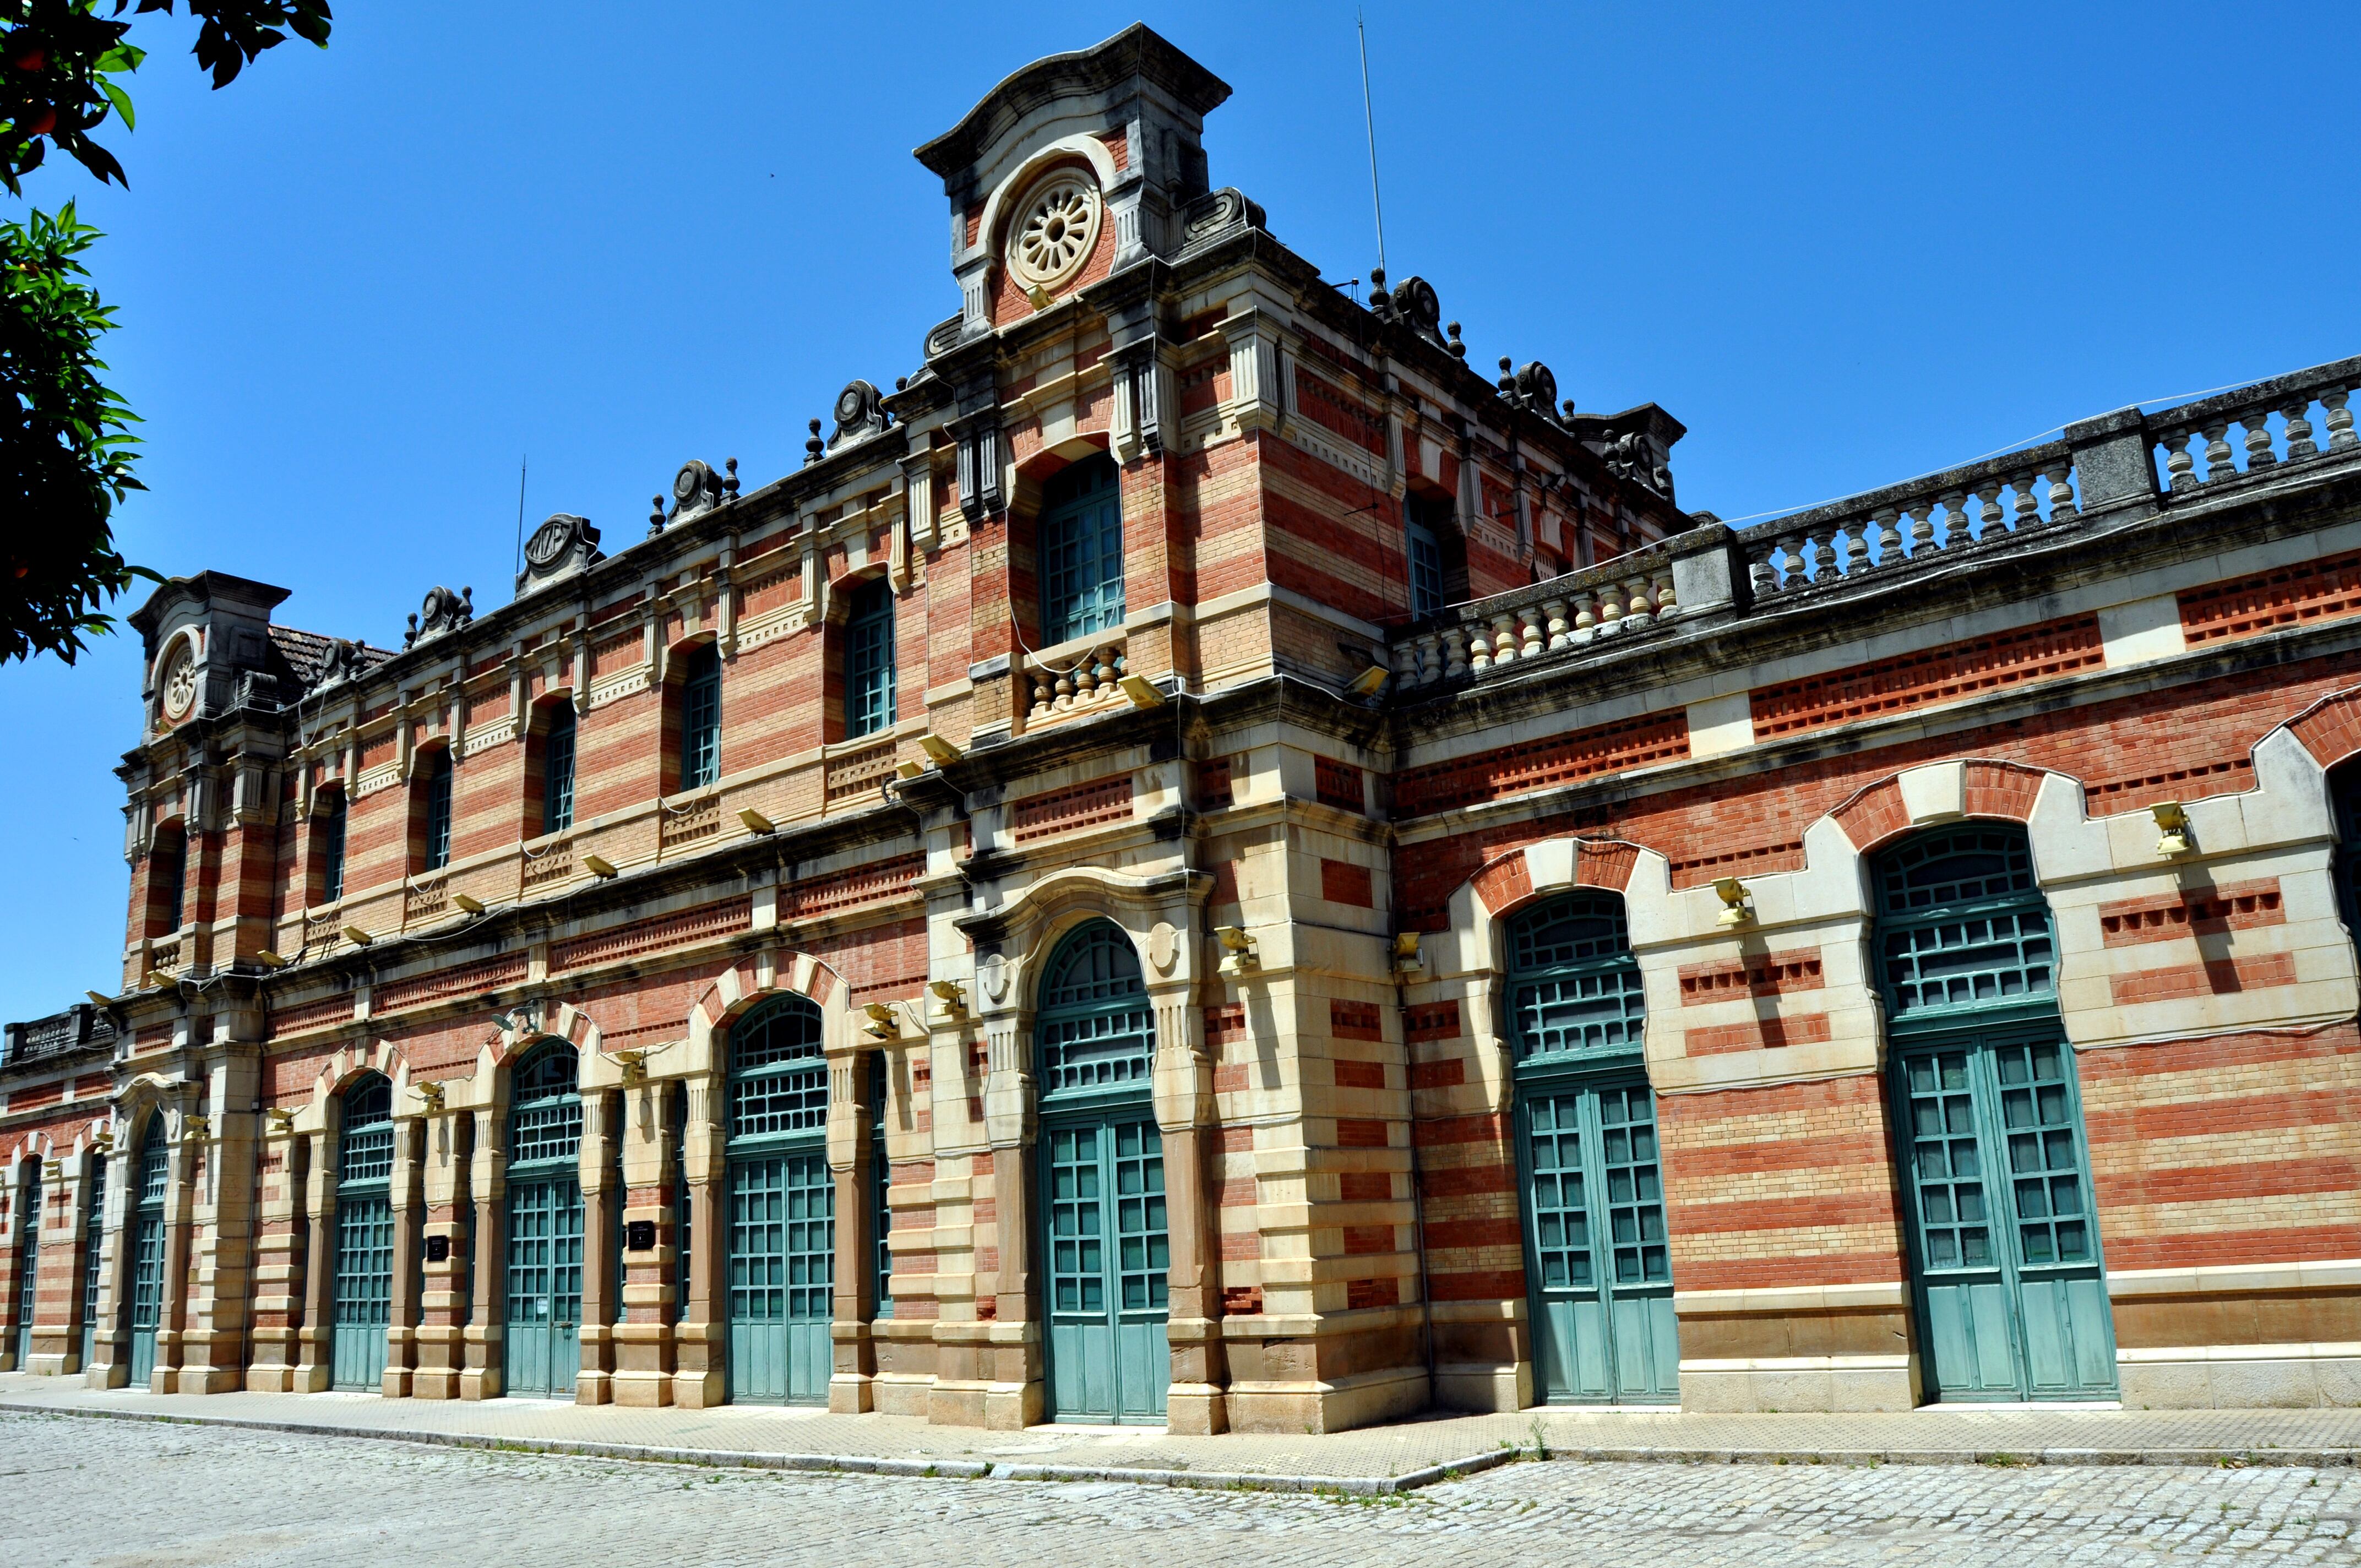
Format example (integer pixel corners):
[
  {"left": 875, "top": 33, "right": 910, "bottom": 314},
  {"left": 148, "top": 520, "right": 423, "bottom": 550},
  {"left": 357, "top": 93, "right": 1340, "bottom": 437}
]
[
  {"left": 315, "top": 789, "right": 347, "bottom": 905},
  {"left": 727, "top": 994, "right": 826, "bottom": 1144},
  {"left": 1039, "top": 454, "right": 1123, "bottom": 646},
  {"left": 541, "top": 701, "right": 577, "bottom": 836},
  {"left": 1406, "top": 492, "right": 1467, "bottom": 608},
  {"left": 846, "top": 578, "right": 896, "bottom": 740},
  {"left": 1508, "top": 892, "right": 1647, "bottom": 1065},
  {"left": 1035, "top": 920, "right": 1152, "bottom": 1099},
  {"left": 1872, "top": 824, "right": 2054, "bottom": 1026},
  {"left": 339, "top": 1074, "right": 394, "bottom": 1186},
  {"left": 1407, "top": 513, "right": 1445, "bottom": 618},
  {"left": 151, "top": 830, "right": 187, "bottom": 935},
  {"left": 678, "top": 645, "right": 721, "bottom": 792},
  {"left": 417, "top": 750, "right": 453, "bottom": 872}
]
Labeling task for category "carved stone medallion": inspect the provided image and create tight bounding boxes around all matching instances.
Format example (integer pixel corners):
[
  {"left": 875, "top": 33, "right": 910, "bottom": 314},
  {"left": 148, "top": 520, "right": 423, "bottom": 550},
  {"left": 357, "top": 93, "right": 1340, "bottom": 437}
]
[
  {"left": 1149, "top": 921, "right": 1179, "bottom": 976},
  {"left": 1006, "top": 170, "right": 1102, "bottom": 293},
  {"left": 157, "top": 638, "right": 199, "bottom": 723},
  {"left": 979, "top": 952, "right": 1009, "bottom": 1004}
]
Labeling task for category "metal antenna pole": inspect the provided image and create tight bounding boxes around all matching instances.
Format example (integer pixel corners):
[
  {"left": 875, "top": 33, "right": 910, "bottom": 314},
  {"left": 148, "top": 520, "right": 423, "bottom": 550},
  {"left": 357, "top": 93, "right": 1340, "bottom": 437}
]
[
  {"left": 1357, "top": 9, "right": 1386, "bottom": 274},
  {"left": 513, "top": 455, "right": 527, "bottom": 579}
]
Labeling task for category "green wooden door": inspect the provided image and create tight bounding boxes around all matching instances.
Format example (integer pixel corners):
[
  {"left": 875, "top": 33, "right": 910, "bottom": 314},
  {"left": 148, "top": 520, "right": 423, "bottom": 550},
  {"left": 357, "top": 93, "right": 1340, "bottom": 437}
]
[
  {"left": 128, "top": 1119, "right": 167, "bottom": 1384},
  {"left": 1896, "top": 1031, "right": 2115, "bottom": 1400},
  {"left": 504, "top": 1176, "right": 583, "bottom": 1396},
  {"left": 1520, "top": 1079, "right": 1678, "bottom": 1403},
  {"left": 1876, "top": 825, "right": 2114, "bottom": 1403},
  {"left": 14, "top": 1169, "right": 39, "bottom": 1366},
  {"left": 726, "top": 1151, "right": 832, "bottom": 1403},
  {"left": 79, "top": 1157, "right": 104, "bottom": 1370},
  {"left": 332, "top": 1076, "right": 395, "bottom": 1391},
  {"left": 1045, "top": 1115, "right": 1169, "bottom": 1424}
]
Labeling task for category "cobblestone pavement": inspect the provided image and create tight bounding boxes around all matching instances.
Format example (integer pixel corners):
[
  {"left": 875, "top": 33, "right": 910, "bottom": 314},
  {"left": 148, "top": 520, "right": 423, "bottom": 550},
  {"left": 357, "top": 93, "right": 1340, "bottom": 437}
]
[{"left": 8, "top": 1411, "right": 2361, "bottom": 1566}]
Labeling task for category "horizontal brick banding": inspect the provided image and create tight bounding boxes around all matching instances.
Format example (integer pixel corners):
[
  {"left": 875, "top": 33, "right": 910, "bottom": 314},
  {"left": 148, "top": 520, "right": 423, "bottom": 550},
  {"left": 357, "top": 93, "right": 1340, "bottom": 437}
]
[
  {"left": 1429, "top": 1268, "right": 1531, "bottom": 1302},
  {"left": 1678, "top": 951, "right": 1825, "bottom": 1005},
  {"left": 1684, "top": 1013, "right": 1835, "bottom": 1055},
  {"left": 1334, "top": 1118, "right": 1391, "bottom": 1148},
  {"left": 551, "top": 898, "right": 750, "bottom": 970},
  {"left": 1345, "top": 1276, "right": 1399, "bottom": 1309},
  {"left": 2086, "top": 1086, "right": 2359, "bottom": 1146},
  {"left": 268, "top": 995, "right": 353, "bottom": 1037},
  {"left": 1751, "top": 613, "right": 2104, "bottom": 739},
  {"left": 1341, "top": 1225, "right": 1394, "bottom": 1254},
  {"left": 1410, "top": 1057, "right": 1466, "bottom": 1090},
  {"left": 1673, "top": 1250, "right": 1908, "bottom": 1292},
  {"left": 2101, "top": 1228, "right": 2361, "bottom": 1272},
  {"left": 1332, "top": 1059, "right": 1385, "bottom": 1088},
  {"left": 1314, "top": 757, "right": 1365, "bottom": 813},
  {"left": 1413, "top": 1110, "right": 1508, "bottom": 1148},
  {"left": 1397, "top": 711, "right": 1690, "bottom": 815},
  {"left": 1294, "top": 372, "right": 1386, "bottom": 455},
  {"left": 1320, "top": 858, "right": 1374, "bottom": 907},
  {"left": 1424, "top": 1216, "right": 1520, "bottom": 1250},
  {"left": 1329, "top": 1000, "right": 1382, "bottom": 1041},
  {"left": 1418, "top": 1161, "right": 1514, "bottom": 1197},
  {"left": 1406, "top": 1000, "right": 1462, "bottom": 1042},
  {"left": 1338, "top": 1171, "right": 1391, "bottom": 1201},
  {"left": 2108, "top": 951, "right": 2297, "bottom": 1005},
  {"left": 2085, "top": 758, "right": 2256, "bottom": 815},
  {"left": 2182, "top": 547, "right": 2361, "bottom": 648},
  {"left": 2099, "top": 880, "right": 2283, "bottom": 946},
  {"left": 1011, "top": 775, "right": 1131, "bottom": 842},
  {"left": 374, "top": 954, "right": 531, "bottom": 1015},
  {"left": 779, "top": 854, "right": 923, "bottom": 919},
  {"left": 1668, "top": 839, "right": 1805, "bottom": 883}
]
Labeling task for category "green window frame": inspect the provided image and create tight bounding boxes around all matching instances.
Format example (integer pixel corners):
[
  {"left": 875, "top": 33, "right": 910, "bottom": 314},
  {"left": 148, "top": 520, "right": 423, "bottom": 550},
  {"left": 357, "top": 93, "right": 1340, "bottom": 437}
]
[
  {"left": 672, "top": 1085, "right": 692, "bottom": 1325},
  {"left": 846, "top": 578, "right": 896, "bottom": 739},
  {"left": 1874, "top": 824, "right": 2056, "bottom": 1031},
  {"left": 869, "top": 1052, "right": 891, "bottom": 1319},
  {"left": 128, "top": 1119, "right": 167, "bottom": 1385},
  {"left": 14, "top": 1167, "right": 40, "bottom": 1366},
  {"left": 332, "top": 1075, "right": 394, "bottom": 1391},
  {"left": 678, "top": 644, "right": 722, "bottom": 792},
  {"left": 1035, "top": 922, "right": 1154, "bottom": 1103},
  {"left": 505, "top": 1041, "right": 585, "bottom": 1395},
  {"left": 542, "top": 703, "right": 577, "bottom": 834},
  {"left": 1038, "top": 455, "right": 1124, "bottom": 646},
  {"left": 727, "top": 996, "right": 828, "bottom": 1142},
  {"left": 317, "top": 792, "right": 347, "bottom": 904},
  {"left": 1508, "top": 892, "right": 1648, "bottom": 1064},
  {"left": 420, "top": 750, "right": 453, "bottom": 872}
]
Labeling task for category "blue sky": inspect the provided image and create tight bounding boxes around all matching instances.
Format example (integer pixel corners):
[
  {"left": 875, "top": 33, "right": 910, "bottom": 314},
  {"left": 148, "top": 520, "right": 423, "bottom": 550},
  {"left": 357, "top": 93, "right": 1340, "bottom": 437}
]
[{"left": 3, "top": 2, "right": 2357, "bottom": 1024}]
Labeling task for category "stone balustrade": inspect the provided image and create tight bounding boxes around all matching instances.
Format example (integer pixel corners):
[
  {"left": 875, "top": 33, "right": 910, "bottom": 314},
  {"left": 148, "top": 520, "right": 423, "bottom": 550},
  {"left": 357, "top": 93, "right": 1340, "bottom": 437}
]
[
  {"left": 1025, "top": 636, "right": 1131, "bottom": 724},
  {"left": 1391, "top": 353, "right": 2361, "bottom": 697}
]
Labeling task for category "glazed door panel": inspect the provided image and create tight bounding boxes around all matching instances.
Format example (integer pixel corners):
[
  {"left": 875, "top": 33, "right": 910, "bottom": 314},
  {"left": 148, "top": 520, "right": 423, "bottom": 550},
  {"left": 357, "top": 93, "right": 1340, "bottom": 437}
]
[
  {"left": 1044, "top": 1117, "right": 1168, "bottom": 1424},
  {"left": 726, "top": 1151, "right": 831, "bottom": 1404},
  {"left": 504, "top": 1175, "right": 583, "bottom": 1397},
  {"left": 1896, "top": 1032, "right": 2115, "bottom": 1402},
  {"left": 127, "top": 1213, "right": 163, "bottom": 1385},
  {"left": 1519, "top": 1079, "right": 1677, "bottom": 1405},
  {"left": 331, "top": 1194, "right": 392, "bottom": 1391}
]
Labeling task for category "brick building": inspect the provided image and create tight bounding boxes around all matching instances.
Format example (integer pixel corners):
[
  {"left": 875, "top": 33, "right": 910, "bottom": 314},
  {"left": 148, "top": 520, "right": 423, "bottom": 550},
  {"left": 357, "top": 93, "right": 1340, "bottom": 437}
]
[{"left": 8, "top": 25, "right": 2361, "bottom": 1429}]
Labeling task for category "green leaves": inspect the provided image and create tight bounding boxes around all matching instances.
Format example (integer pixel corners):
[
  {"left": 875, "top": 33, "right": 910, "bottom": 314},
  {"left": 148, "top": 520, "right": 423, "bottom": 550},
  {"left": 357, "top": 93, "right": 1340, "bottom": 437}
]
[{"left": 0, "top": 202, "right": 155, "bottom": 665}]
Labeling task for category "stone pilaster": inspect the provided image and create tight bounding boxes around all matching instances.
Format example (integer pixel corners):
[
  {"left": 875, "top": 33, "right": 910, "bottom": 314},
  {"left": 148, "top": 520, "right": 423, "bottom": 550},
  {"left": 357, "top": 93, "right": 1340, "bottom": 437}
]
[
  {"left": 459, "top": 1108, "right": 505, "bottom": 1400},
  {"left": 612, "top": 1077, "right": 677, "bottom": 1408},
  {"left": 670, "top": 1073, "right": 724, "bottom": 1408}
]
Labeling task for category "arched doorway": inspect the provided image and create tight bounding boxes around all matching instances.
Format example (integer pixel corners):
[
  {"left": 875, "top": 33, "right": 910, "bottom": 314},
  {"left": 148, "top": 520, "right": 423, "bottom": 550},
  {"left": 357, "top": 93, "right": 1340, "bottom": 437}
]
[
  {"left": 724, "top": 994, "right": 832, "bottom": 1404},
  {"left": 1506, "top": 891, "right": 1675, "bottom": 1404},
  {"left": 79, "top": 1152, "right": 105, "bottom": 1371},
  {"left": 504, "top": 1042, "right": 584, "bottom": 1397},
  {"left": 331, "top": 1074, "right": 394, "bottom": 1391},
  {"left": 127, "top": 1115, "right": 168, "bottom": 1385},
  {"left": 1035, "top": 920, "right": 1168, "bottom": 1424},
  {"left": 1875, "top": 824, "right": 2115, "bottom": 1401}
]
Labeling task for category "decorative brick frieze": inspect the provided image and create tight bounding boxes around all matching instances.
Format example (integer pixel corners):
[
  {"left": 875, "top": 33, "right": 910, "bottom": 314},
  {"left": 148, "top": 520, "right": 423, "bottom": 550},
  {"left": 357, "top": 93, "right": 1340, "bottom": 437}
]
[
  {"left": 1011, "top": 774, "right": 1132, "bottom": 842},
  {"left": 374, "top": 954, "right": 531, "bottom": 1015},
  {"left": 266, "top": 994, "right": 355, "bottom": 1038},
  {"left": 1668, "top": 839, "right": 1805, "bottom": 885},
  {"left": 550, "top": 899, "right": 752, "bottom": 970},
  {"left": 1751, "top": 613, "right": 2104, "bottom": 740},
  {"left": 1396, "top": 711, "right": 1689, "bottom": 815},
  {"left": 2182, "top": 548, "right": 2361, "bottom": 649},
  {"left": 823, "top": 740, "right": 896, "bottom": 807},
  {"left": 1294, "top": 372, "right": 1386, "bottom": 455},
  {"left": 777, "top": 856, "right": 922, "bottom": 920},
  {"left": 1683, "top": 1014, "right": 1835, "bottom": 1055},
  {"left": 2085, "top": 757, "right": 2256, "bottom": 815},
  {"left": 1329, "top": 1000, "right": 1383, "bottom": 1041},
  {"left": 2098, "top": 880, "right": 2285, "bottom": 946},
  {"left": 1678, "top": 951, "right": 1825, "bottom": 1004},
  {"left": 1405, "top": 1000, "right": 1461, "bottom": 1043},
  {"left": 1313, "top": 757, "right": 1365, "bottom": 814}
]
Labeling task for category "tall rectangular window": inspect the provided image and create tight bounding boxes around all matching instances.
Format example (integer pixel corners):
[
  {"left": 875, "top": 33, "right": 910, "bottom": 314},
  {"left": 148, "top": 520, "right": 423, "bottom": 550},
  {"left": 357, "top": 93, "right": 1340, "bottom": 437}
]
[
  {"left": 542, "top": 703, "right": 576, "bottom": 835},
  {"left": 679, "top": 645, "right": 721, "bottom": 792},
  {"left": 318, "top": 794, "right": 347, "bottom": 905},
  {"left": 846, "top": 578, "right": 896, "bottom": 739},
  {"left": 1407, "top": 516, "right": 1444, "bottom": 618},
  {"left": 154, "top": 839, "right": 187, "bottom": 932},
  {"left": 1038, "top": 454, "right": 1123, "bottom": 646},
  {"left": 421, "top": 754, "right": 453, "bottom": 872}
]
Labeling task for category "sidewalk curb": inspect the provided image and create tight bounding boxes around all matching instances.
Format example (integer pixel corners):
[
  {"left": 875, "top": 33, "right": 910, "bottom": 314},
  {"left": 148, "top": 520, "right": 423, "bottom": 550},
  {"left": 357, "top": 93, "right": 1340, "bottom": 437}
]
[{"left": 8, "top": 1401, "right": 2359, "bottom": 1488}]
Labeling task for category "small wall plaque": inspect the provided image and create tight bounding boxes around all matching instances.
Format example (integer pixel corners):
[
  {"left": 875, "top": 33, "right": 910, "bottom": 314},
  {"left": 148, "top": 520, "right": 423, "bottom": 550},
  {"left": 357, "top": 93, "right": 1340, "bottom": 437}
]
[
  {"left": 425, "top": 1235, "right": 451, "bottom": 1264},
  {"left": 625, "top": 1220, "right": 656, "bottom": 1251}
]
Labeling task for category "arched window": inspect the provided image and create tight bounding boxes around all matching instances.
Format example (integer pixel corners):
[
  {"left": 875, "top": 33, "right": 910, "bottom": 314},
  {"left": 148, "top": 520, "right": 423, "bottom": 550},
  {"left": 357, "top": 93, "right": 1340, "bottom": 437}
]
[
  {"left": 1873, "top": 824, "right": 2054, "bottom": 1023},
  {"left": 505, "top": 1042, "right": 583, "bottom": 1397},
  {"left": 1036, "top": 921, "right": 1153, "bottom": 1097},
  {"left": 1038, "top": 455, "right": 1124, "bottom": 646},
  {"left": 538, "top": 701, "right": 577, "bottom": 836},
  {"left": 416, "top": 749, "right": 454, "bottom": 873},
  {"left": 1507, "top": 892, "right": 1647, "bottom": 1063},
  {"left": 845, "top": 577, "right": 896, "bottom": 739},
  {"left": 127, "top": 1115, "right": 168, "bottom": 1383},
  {"left": 677, "top": 645, "right": 722, "bottom": 792},
  {"left": 332, "top": 1074, "right": 394, "bottom": 1390},
  {"left": 725, "top": 994, "right": 831, "bottom": 1404},
  {"left": 312, "top": 789, "right": 348, "bottom": 906}
]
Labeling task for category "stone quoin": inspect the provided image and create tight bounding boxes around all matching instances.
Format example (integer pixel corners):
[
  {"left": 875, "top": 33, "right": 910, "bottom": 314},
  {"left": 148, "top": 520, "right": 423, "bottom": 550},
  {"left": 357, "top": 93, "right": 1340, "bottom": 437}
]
[{"left": 9, "top": 24, "right": 2361, "bottom": 1430}]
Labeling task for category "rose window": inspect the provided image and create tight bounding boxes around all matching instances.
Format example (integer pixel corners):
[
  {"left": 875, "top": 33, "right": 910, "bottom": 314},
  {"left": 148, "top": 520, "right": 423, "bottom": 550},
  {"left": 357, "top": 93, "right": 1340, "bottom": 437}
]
[
  {"left": 1008, "top": 172, "right": 1102, "bottom": 293},
  {"left": 159, "top": 641, "right": 199, "bottom": 722}
]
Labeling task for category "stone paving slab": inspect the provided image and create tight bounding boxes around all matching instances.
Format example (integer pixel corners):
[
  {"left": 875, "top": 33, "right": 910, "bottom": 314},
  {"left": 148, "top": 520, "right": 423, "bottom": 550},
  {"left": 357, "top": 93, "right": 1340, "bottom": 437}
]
[{"left": 7, "top": 1373, "right": 2361, "bottom": 1494}]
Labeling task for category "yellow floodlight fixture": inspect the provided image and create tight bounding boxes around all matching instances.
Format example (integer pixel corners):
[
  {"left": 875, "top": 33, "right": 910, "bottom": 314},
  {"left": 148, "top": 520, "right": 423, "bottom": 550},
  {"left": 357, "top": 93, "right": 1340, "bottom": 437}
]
[
  {"left": 1712, "top": 878, "right": 1753, "bottom": 928},
  {"left": 452, "top": 893, "right": 486, "bottom": 915},
  {"left": 583, "top": 854, "right": 619, "bottom": 879},
  {"left": 738, "top": 808, "right": 776, "bottom": 835},
  {"left": 2151, "top": 801, "right": 2191, "bottom": 858},
  {"left": 919, "top": 735, "right": 962, "bottom": 766}
]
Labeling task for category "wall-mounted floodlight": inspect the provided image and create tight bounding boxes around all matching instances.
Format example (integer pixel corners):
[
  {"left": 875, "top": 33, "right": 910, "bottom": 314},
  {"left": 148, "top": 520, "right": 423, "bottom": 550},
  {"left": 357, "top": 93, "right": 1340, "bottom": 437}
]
[
  {"left": 414, "top": 1081, "right": 446, "bottom": 1114},
  {"left": 583, "top": 854, "right": 619, "bottom": 879},
  {"left": 2151, "top": 801, "right": 2191, "bottom": 858},
  {"left": 895, "top": 760, "right": 926, "bottom": 780},
  {"left": 1712, "top": 878, "right": 1753, "bottom": 928},
  {"left": 738, "top": 808, "right": 776, "bottom": 835},
  {"left": 1118, "top": 674, "right": 1165, "bottom": 710},
  {"left": 1392, "top": 930, "right": 1424, "bottom": 974},
  {"left": 1345, "top": 664, "right": 1390, "bottom": 701},
  {"left": 615, "top": 1048, "right": 649, "bottom": 1085},
  {"left": 928, "top": 979, "right": 967, "bottom": 1018},
  {"left": 920, "top": 735, "right": 962, "bottom": 765},
  {"left": 452, "top": 894, "right": 486, "bottom": 915},
  {"left": 84, "top": 990, "right": 115, "bottom": 1009},
  {"left": 341, "top": 924, "right": 374, "bottom": 947},
  {"left": 256, "top": 949, "right": 290, "bottom": 968},
  {"left": 862, "top": 1001, "right": 900, "bottom": 1039},
  {"left": 264, "top": 1107, "right": 295, "bottom": 1137}
]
